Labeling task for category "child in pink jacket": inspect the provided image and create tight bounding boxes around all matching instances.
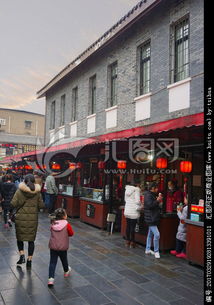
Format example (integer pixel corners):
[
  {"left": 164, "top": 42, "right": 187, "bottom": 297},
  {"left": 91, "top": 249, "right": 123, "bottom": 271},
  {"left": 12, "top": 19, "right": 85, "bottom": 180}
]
[{"left": 48, "top": 208, "right": 74, "bottom": 287}]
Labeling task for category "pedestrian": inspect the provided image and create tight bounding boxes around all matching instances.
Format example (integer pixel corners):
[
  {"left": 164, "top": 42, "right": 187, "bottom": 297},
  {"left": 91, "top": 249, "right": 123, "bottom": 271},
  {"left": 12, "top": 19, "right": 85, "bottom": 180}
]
[
  {"left": 48, "top": 208, "right": 74, "bottom": 287},
  {"left": 124, "top": 182, "right": 143, "bottom": 248},
  {"left": 10, "top": 174, "right": 44, "bottom": 268},
  {"left": 144, "top": 182, "right": 163, "bottom": 258},
  {"left": 45, "top": 173, "right": 58, "bottom": 215},
  {"left": 166, "top": 179, "right": 184, "bottom": 213},
  {"left": 0, "top": 174, "right": 17, "bottom": 229},
  {"left": 170, "top": 196, "right": 188, "bottom": 259}
]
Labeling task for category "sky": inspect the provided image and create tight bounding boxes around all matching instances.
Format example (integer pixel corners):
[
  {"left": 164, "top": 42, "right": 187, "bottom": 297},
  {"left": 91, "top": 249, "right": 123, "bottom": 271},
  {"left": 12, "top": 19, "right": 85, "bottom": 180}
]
[{"left": 0, "top": 0, "right": 140, "bottom": 115}]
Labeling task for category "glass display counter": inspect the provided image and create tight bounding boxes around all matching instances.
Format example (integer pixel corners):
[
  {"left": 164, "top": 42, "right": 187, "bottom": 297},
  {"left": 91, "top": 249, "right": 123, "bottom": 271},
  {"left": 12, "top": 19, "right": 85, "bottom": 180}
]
[
  {"left": 55, "top": 184, "right": 80, "bottom": 217},
  {"left": 80, "top": 187, "right": 104, "bottom": 203},
  {"left": 79, "top": 187, "right": 108, "bottom": 229}
]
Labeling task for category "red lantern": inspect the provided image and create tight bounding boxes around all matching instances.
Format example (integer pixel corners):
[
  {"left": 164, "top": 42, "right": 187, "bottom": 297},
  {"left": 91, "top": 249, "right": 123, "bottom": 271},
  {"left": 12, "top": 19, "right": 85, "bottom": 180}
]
[
  {"left": 69, "top": 162, "right": 76, "bottom": 170},
  {"left": 76, "top": 162, "right": 83, "bottom": 169},
  {"left": 98, "top": 161, "right": 105, "bottom": 169},
  {"left": 52, "top": 163, "right": 61, "bottom": 170},
  {"left": 180, "top": 161, "right": 192, "bottom": 173},
  {"left": 156, "top": 158, "right": 168, "bottom": 169},
  {"left": 117, "top": 160, "right": 127, "bottom": 169}
]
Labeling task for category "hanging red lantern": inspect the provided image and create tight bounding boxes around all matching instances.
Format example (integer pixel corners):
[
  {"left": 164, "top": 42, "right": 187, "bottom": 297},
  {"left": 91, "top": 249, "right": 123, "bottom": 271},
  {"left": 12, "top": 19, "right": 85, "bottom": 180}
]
[
  {"left": 69, "top": 162, "right": 76, "bottom": 170},
  {"left": 76, "top": 162, "right": 83, "bottom": 169},
  {"left": 180, "top": 161, "right": 192, "bottom": 173},
  {"left": 98, "top": 161, "right": 105, "bottom": 169},
  {"left": 117, "top": 160, "right": 127, "bottom": 169},
  {"left": 52, "top": 163, "right": 61, "bottom": 170},
  {"left": 156, "top": 158, "right": 168, "bottom": 169}
]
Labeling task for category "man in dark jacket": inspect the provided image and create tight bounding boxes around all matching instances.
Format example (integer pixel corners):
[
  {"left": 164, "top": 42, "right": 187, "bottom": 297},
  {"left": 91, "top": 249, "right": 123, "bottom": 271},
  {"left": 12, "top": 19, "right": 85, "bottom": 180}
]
[
  {"left": 1, "top": 174, "right": 17, "bottom": 228},
  {"left": 144, "top": 182, "right": 163, "bottom": 258}
]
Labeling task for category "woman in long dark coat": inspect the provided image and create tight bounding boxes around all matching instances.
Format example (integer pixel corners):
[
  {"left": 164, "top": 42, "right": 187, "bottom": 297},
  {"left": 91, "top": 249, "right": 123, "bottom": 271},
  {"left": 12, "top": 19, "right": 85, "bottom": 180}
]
[{"left": 11, "top": 174, "right": 44, "bottom": 269}]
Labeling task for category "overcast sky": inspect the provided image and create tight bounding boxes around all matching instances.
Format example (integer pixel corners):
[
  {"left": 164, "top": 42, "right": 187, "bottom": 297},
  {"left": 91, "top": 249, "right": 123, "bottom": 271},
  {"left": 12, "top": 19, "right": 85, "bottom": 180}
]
[{"left": 0, "top": 0, "right": 140, "bottom": 115}]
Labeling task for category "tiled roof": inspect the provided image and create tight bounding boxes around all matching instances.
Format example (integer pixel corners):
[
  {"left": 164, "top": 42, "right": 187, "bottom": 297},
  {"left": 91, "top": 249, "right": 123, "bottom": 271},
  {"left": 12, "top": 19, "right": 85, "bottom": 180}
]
[{"left": 37, "top": 0, "right": 161, "bottom": 98}]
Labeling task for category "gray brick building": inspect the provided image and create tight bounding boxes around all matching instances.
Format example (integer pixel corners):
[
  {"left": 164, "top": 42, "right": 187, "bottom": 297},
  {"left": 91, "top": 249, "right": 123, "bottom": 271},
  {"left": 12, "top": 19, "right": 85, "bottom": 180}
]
[{"left": 37, "top": 0, "right": 203, "bottom": 147}]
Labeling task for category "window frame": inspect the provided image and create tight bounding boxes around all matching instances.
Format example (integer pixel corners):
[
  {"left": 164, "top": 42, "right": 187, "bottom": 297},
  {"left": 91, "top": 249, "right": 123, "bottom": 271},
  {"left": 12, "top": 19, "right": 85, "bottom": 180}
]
[
  {"left": 24, "top": 120, "right": 32, "bottom": 129},
  {"left": 60, "top": 94, "right": 66, "bottom": 126},
  {"left": 71, "top": 87, "right": 78, "bottom": 122},
  {"left": 170, "top": 16, "right": 190, "bottom": 83},
  {"left": 109, "top": 62, "right": 118, "bottom": 107},
  {"left": 139, "top": 41, "right": 151, "bottom": 95},
  {"left": 89, "top": 75, "right": 96, "bottom": 115}
]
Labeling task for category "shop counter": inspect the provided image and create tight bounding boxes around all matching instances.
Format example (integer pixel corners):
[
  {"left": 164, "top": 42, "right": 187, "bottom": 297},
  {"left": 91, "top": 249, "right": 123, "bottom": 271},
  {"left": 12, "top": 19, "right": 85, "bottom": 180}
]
[
  {"left": 79, "top": 198, "right": 109, "bottom": 229},
  {"left": 121, "top": 208, "right": 179, "bottom": 251},
  {"left": 185, "top": 219, "right": 204, "bottom": 267},
  {"left": 55, "top": 194, "right": 80, "bottom": 217}
]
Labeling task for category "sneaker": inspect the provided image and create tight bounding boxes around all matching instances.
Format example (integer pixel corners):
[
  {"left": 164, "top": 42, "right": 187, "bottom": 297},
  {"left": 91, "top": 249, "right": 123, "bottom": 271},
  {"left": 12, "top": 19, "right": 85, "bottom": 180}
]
[
  {"left": 26, "top": 259, "right": 32, "bottom": 269},
  {"left": 176, "top": 252, "right": 187, "bottom": 259},
  {"left": 170, "top": 250, "right": 178, "bottom": 256},
  {"left": 17, "top": 255, "right": 25, "bottom": 266},
  {"left": 64, "top": 266, "right": 71, "bottom": 277},
  {"left": 145, "top": 250, "right": 154, "bottom": 255},
  {"left": 154, "top": 252, "right": 160, "bottom": 259},
  {"left": 8, "top": 220, "right": 12, "bottom": 227},
  {"left": 48, "top": 277, "right": 54, "bottom": 287}
]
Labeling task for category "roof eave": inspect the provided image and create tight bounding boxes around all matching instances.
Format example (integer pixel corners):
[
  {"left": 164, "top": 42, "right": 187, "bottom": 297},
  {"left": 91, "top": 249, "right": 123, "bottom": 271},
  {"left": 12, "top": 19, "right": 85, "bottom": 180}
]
[{"left": 37, "top": 0, "right": 162, "bottom": 99}]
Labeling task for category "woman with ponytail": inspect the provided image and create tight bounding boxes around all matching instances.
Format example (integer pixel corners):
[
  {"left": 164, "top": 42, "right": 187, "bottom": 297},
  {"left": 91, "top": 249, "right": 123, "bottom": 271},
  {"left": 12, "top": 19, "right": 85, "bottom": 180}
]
[{"left": 11, "top": 174, "right": 44, "bottom": 269}]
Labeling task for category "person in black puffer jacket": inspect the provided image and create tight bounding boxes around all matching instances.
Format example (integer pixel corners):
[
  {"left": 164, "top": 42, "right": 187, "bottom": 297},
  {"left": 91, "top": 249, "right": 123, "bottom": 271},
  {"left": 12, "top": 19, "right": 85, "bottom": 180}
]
[
  {"left": 1, "top": 174, "right": 17, "bottom": 228},
  {"left": 144, "top": 182, "right": 163, "bottom": 259}
]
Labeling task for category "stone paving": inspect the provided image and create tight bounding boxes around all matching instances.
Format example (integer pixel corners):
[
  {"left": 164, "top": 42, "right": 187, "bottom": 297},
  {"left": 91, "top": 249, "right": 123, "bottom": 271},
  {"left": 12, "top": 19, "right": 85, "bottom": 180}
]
[{"left": 0, "top": 213, "right": 204, "bottom": 305}]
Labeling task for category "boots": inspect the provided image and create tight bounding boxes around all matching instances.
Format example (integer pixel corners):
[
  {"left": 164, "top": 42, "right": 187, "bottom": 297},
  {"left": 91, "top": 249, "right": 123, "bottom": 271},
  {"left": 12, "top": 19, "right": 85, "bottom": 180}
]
[
  {"left": 26, "top": 259, "right": 32, "bottom": 269},
  {"left": 125, "top": 240, "right": 130, "bottom": 247},
  {"left": 17, "top": 255, "right": 25, "bottom": 266}
]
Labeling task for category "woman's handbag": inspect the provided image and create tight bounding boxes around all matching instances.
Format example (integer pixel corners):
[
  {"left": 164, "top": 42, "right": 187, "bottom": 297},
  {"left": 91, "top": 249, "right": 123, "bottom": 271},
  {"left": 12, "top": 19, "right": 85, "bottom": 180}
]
[{"left": 10, "top": 201, "right": 26, "bottom": 223}]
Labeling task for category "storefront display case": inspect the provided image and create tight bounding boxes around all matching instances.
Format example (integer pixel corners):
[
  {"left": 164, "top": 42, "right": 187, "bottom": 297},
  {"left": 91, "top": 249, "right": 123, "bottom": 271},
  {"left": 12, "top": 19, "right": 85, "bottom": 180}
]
[{"left": 79, "top": 187, "right": 109, "bottom": 229}]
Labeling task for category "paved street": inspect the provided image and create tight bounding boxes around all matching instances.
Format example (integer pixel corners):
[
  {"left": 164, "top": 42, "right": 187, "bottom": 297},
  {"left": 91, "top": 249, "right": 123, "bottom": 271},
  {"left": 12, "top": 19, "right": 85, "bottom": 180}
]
[{"left": 0, "top": 213, "right": 204, "bottom": 305}]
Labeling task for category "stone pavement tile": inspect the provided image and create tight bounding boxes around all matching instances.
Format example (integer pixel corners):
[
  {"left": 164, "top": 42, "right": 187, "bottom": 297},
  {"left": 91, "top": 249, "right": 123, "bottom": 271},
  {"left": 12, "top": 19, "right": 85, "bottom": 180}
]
[
  {"left": 1, "top": 288, "right": 33, "bottom": 305},
  {"left": 135, "top": 293, "right": 170, "bottom": 305},
  {"left": 142, "top": 272, "right": 178, "bottom": 288},
  {"left": 111, "top": 278, "right": 149, "bottom": 297},
  {"left": 149, "top": 264, "right": 178, "bottom": 278},
  {"left": 106, "top": 252, "right": 132, "bottom": 263},
  {"left": 111, "top": 248, "right": 133, "bottom": 257},
  {"left": 49, "top": 284, "right": 79, "bottom": 301},
  {"left": 78, "top": 257, "right": 104, "bottom": 269},
  {"left": 84, "top": 274, "right": 115, "bottom": 292},
  {"left": 169, "top": 298, "right": 195, "bottom": 305},
  {"left": 85, "top": 249, "right": 109, "bottom": 260},
  {"left": 131, "top": 255, "right": 154, "bottom": 267},
  {"left": 60, "top": 297, "right": 89, "bottom": 305},
  {"left": 122, "top": 262, "right": 150, "bottom": 274},
  {"left": 29, "top": 291, "right": 61, "bottom": 305},
  {"left": 74, "top": 284, "right": 111, "bottom": 305},
  {"left": 64, "top": 270, "right": 90, "bottom": 288},
  {"left": 169, "top": 286, "right": 204, "bottom": 305},
  {"left": 104, "top": 289, "right": 142, "bottom": 305},
  {"left": 0, "top": 273, "right": 19, "bottom": 290},
  {"left": 71, "top": 263, "right": 97, "bottom": 276},
  {"left": 140, "top": 282, "right": 181, "bottom": 302},
  {"left": 99, "top": 269, "right": 125, "bottom": 281},
  {"left": 101, "top": 258, "right": 128, "bottom": 271},
  {"left": 174, "top": 274, "right": 204, "bottom": 292},
  {"left": 118, "top": 269, "right": 150, "bottom": 284}
]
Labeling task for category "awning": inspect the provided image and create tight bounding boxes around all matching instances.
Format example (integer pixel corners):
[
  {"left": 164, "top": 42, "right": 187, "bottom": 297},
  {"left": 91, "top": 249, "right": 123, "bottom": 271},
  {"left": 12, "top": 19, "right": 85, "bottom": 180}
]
[{"left": 2, "top": 112, "right": 204, "bottom": 163}]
